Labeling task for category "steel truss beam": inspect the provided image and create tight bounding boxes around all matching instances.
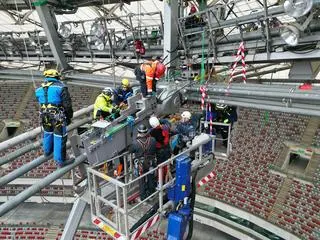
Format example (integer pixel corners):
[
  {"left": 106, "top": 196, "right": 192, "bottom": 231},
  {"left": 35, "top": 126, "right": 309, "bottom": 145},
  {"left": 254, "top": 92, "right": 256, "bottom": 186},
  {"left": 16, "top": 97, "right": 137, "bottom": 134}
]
[
  {"left": 0, "top": 0, "right": 143, "bottom": 10},
  {"left": 7, "top": 10, "right": 42, "bottom": 27},
  {"left": 1, "top": 26, "right": 319, "bottom": 65},
  {"left": 35, "top": 3, "right": 69, "bottom": 70},
  {"left": 1, "top": 47, "right": 320, "bottom": 65},
  {"left": 93, "top": 5, "right": 132, "bottom": 30}
]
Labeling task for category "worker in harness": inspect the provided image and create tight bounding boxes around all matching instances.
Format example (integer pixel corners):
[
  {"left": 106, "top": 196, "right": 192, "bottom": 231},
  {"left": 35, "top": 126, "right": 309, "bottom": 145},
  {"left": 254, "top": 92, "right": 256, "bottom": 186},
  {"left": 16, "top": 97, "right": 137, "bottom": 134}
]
[
  {"left": 35, "top": 69, "right": 73, "bottom": 168},
  {"left": 130, "top": 124, "right": 157, "bottom": 200},
  {"left": 134, "top": 59, "right": 166, "bottom": 97},
  {"left": 93, "top": 87, "right": 119, "bottom": 120},
  {"left": 171, "top": 111, "right": 196, "bottom": 155},
  {"left": 114, "top": 79, "right": 133, "bottom": 109},
  {"left": 216, "top": 104, "right": 237, "bottom": 147},
  {"left": 149, "top": 116, "right": 171, "bottom": 165}
]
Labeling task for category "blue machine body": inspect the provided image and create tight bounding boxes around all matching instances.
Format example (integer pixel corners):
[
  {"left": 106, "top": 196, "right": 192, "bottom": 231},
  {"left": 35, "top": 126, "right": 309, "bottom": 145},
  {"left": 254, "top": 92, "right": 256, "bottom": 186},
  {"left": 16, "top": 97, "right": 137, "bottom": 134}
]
[
  {"left": 167, "top": 213, "right": 188, "bottom": 240},
  {"left": 167, "top": 154, "right": 192, "bottom": 240},
  {"left": 167, "top": 154, "right": 191, "bottom": 202}
]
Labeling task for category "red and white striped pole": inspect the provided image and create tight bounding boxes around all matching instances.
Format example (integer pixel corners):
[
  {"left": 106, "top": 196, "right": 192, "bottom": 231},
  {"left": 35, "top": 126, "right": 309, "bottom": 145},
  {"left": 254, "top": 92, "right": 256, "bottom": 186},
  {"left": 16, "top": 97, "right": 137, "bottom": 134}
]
[
  {"left": 240, "top": 42, "right": 247, "bottom": 84},
  {"left": 200, "top": 86, "right": 207, "bottom": 111},
  {"left": 228, "top": 41, "right": 246, "bottom": 89}
]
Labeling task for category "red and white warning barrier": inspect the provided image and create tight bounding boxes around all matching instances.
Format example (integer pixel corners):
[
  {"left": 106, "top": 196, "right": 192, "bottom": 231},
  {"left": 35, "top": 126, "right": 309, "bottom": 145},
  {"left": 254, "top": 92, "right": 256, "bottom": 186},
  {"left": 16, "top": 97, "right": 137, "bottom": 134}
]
[
  {"left": 228, "top": 41, "right": 246, "bottom": 88},
  {"left": 197, "top": 171, "right": 216, "bottom": 188},
  {"left": 131, "top": 214, "right": 160, "bottom": 240}
]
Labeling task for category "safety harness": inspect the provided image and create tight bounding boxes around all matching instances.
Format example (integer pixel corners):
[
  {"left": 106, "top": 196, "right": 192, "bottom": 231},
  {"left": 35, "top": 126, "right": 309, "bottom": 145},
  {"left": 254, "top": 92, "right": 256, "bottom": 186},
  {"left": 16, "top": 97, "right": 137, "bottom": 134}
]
[
  {"left": 134, "top": 136, "right": 155, "bottom": 177},
  {"left": 40, "top": 82, "right": 65, "bottom": 126}
]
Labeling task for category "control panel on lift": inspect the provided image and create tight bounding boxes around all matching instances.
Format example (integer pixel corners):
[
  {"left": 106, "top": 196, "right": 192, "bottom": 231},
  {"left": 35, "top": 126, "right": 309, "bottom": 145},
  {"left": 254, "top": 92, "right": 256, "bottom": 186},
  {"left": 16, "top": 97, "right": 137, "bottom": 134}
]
[
  {"left": 80, "top": 94, "right": 156, "bottom": 165},
  {"left": 76, "top": 85, "right": 183, "bottom": 166}
]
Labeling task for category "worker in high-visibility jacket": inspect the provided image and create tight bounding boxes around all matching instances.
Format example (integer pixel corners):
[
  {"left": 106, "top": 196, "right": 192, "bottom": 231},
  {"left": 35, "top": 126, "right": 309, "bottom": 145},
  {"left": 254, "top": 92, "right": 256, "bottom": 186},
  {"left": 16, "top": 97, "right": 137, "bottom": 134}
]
[
  {"left": 93, "top": 87, "right": 118, "bottom": 120},
  {"left": 35, "top": 69, "right": 73, "bottom": 168},
  {"left": 135, "top": 60, "right": 166, "bottom": 97}
]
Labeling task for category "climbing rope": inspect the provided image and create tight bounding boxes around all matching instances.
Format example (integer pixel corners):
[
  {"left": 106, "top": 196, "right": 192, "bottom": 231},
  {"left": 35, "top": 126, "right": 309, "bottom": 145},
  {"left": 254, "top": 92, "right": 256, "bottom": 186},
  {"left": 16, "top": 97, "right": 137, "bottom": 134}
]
[
  {"left": 200, "top": 31, "right": 206, "bottom": 85},
  {"left": 14, "top": 0, "right": 39, "bottom": 89}
]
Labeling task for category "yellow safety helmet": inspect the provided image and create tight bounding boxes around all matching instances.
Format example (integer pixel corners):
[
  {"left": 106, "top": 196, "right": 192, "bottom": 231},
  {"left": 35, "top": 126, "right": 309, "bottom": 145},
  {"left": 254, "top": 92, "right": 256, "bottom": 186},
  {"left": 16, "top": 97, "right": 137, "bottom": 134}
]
[
  {"left": 121, "top": 78, "right": 130, "bottom": 87},
  {"left": 43, "top": 69, "right": 60, "bottom": 78}
]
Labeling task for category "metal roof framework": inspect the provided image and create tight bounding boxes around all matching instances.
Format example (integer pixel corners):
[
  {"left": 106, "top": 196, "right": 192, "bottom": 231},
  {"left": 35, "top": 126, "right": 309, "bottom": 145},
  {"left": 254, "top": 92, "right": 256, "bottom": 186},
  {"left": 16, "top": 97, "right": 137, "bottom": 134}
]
[{"left": 0, "top": 0, "right": 317, "bottom": 79}]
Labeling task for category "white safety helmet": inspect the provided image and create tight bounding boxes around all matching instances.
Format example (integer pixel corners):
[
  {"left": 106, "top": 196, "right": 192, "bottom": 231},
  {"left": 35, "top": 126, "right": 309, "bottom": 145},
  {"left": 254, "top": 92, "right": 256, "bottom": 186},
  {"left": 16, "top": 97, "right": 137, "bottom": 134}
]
[
  {"left": 216, "top": 103, "right": 227, "bottom": 110},
  {"left": 149, "top": 116, "right": 160, "bottom": 128},
  {"left": 181, "top": 111, "right": 192, "bottom": 122},
  {"left": 102, "top": 87, "right": 114, "bottom": 96},
  {"left": 102, "top": 87, "right": 115, "bottom": 101}
]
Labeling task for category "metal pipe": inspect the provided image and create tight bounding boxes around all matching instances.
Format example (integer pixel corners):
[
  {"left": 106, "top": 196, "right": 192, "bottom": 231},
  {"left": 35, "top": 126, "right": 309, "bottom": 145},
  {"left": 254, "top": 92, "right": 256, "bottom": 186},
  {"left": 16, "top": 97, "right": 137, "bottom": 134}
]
[
  {"left": 0, "top": 142, "right": 41, "bottom": 167},
  {"left": 0, "top": 153, "right": 87, "bottom": 217},
  {"left": 187, "top": 96, "right": 320, "bottom": 117},
  {"left": 195, "top": 95, "right": 320, "bottom": 110},
  {"left": 67, "top": 75, "right": 140, "bottom": 87},
  {"left": 181, "top": 5, "right": 285, "bottom": 30},
  {"left": 159, "top": 166, "right": 164, "bottom": 213},
  {"left": 232, "top": 66, "right": 291, "bottom": 80},
  {"left": 0, "top": 142, "right": 71, "bottom": 187},
  {"left": 187, "top": 85, "right": 320, "bottom": 96},
  {"left": 0, "top": 116, "right": 92, "bottom": 166},
  {"left": 263, "top": 0, "right": 271, "bottom": 58},
  {"left": 186, "top": 87, "right": 320, "bottom": 101},
  {"left": 0, "top": 105, "right": 93, "bottom": 152},
  {"left": 220, "top": 63, "right": 276, "bottom": 75},
  {"left": 258, "top": 78, "right": 320, "bottom": 83},
  {"left": 196, "top": 83, "right": 320, "bottom": 92},
  {"left": 123, "top": 186, "right": 129, "bottom": 239}
]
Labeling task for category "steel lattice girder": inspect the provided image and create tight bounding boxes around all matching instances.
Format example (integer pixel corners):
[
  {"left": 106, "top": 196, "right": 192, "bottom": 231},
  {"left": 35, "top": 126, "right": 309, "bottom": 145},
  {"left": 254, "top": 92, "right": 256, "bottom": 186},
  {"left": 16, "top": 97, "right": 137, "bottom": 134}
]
[{"left": 1, "top": 0, "right": 142, "bottom": 10}]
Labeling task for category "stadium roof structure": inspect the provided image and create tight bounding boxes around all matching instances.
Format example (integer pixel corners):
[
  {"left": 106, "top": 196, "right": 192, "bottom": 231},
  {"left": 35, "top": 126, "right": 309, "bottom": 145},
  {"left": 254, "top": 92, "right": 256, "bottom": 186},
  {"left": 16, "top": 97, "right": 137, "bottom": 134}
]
[{"left": 0, "top": 0, "right": 317, "bottom": 80}]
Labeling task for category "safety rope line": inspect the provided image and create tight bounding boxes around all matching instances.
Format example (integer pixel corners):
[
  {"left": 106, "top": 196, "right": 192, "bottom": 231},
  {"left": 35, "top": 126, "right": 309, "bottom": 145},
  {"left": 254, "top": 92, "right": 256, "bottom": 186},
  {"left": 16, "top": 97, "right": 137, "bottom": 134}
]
[
  {"left": 228, "top": 41, "right": 246, "bottom": 89},
  {"left": 14, "top": 0, "right": 38, "bottom": 89},
  {"left": 200, "top": 31, "right": 205, "bottom": 85},
  {"left": 199, "top": 22, "right": 210, "bottom": 112}
]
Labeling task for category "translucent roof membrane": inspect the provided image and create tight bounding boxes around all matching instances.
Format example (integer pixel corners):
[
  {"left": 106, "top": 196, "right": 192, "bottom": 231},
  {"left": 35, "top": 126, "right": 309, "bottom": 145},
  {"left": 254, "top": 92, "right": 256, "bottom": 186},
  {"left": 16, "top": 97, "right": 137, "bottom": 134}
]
[{"left": 0, "top": 0, "right": 304, "bottom": 80}]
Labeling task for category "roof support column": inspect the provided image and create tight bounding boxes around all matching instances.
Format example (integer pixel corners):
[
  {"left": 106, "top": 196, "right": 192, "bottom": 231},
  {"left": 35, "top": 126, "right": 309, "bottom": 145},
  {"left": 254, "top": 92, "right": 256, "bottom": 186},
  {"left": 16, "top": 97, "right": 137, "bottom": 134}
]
[
  {"left": 163, "top": 0, "right": 179, "bottom": 69},
  {"left": 60, "top": 198, "right": 87, "bottom": 240},
  {"left": 34, "top": 2, "right": 70, "bottom": 70}
]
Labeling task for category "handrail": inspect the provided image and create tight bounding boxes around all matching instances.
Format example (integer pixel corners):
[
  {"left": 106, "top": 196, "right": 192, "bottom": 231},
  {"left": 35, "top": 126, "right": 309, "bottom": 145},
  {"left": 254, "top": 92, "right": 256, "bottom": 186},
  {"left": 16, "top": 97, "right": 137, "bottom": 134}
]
[{"left": 0, "top": 105, "right": 93, "bottom": 152}]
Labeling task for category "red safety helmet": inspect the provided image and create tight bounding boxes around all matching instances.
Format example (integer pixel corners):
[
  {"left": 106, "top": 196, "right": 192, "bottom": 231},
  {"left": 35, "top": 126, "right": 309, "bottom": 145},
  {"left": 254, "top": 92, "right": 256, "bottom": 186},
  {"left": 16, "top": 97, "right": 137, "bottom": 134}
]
[
  {"left": 155, "top": 62, "right": 166, "bottom": 78},
  {"left": 299, "top": 83, "right": 312, "bottom": 90},
  {"left": 190, "top": 5, "right": 197, "bottom": 14}
]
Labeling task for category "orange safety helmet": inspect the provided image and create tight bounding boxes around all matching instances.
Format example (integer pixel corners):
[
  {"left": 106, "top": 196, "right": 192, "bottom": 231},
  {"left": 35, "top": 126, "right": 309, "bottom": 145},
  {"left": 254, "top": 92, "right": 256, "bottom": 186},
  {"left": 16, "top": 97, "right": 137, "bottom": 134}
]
[{"left": 155, "top": 62, "right": 166, "bottom": 78}]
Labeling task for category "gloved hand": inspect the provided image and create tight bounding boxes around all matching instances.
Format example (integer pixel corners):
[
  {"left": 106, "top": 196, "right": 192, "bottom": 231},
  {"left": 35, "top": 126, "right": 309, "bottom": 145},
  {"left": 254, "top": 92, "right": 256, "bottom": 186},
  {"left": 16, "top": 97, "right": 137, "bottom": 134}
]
[
  {"left": 111, "top": 108, "right": 117, "bottom": 113},
  {"left": 151, "top": 91, "right": 157, "bottom": 96},
  {"left": 119, "top": 102, "right": 127, "bottom": 110}
]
